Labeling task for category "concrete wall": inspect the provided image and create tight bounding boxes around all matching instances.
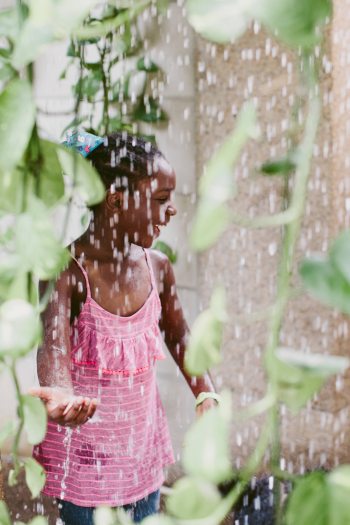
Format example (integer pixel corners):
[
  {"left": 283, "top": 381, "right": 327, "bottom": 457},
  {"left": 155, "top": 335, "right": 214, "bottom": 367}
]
[{"left": 196, "top": 20, "right": 350, "bottom": 472}]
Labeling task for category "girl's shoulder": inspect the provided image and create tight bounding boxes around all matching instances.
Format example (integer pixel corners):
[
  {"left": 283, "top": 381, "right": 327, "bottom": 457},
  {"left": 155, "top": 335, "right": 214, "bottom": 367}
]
[
  {"left": 148, "top": 248, "right": 172, "bottom": 273},
  {"left": 148, "top": 249, "right": 175, "bottom": 294}
]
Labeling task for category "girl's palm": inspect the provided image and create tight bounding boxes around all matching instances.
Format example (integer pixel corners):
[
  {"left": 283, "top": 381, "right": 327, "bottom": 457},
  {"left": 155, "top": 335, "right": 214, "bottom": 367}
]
[{"left": 29, "top": 386, "right": 98, "bottom": 427}]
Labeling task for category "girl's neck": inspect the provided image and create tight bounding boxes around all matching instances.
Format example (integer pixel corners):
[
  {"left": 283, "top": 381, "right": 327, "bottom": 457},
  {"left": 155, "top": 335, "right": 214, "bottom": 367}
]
[{"left": 73, "top": 222, "right": 135, "bottom": 264}]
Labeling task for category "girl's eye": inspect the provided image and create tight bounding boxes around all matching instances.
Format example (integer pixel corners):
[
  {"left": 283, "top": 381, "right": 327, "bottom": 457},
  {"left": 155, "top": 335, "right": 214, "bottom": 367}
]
[{"left": 157, "top": 198, "right": 168, "bottom": 203}]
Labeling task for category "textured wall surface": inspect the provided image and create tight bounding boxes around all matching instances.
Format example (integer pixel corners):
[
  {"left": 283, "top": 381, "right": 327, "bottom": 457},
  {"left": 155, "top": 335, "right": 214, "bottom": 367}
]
[{"left": 196, "top": 20, "right": 350, "bottom": 472}]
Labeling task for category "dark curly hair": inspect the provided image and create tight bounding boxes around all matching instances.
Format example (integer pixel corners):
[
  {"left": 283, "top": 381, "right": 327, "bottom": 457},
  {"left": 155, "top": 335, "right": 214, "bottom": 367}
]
[{"left": 88, "top": 132, "right": 164, "bottom": 194}]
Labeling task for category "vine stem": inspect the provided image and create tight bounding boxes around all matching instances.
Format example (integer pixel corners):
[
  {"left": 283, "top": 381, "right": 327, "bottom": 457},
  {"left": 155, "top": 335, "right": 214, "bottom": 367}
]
[
  {"left": 9, "top": 362, "right": 24, "bottom": 474},
  {"left": 264, "top": 77, "right": 321, "bottom": 524}
]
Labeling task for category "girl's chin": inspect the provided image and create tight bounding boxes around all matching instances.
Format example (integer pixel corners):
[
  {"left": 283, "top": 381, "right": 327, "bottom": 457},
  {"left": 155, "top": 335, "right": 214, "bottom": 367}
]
[{"left": 131, "top": 236, "right": 154, "bottom": 249}]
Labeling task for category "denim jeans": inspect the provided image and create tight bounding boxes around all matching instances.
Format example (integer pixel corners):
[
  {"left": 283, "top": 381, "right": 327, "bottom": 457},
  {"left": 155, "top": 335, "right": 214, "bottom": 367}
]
[{"left": 57, "top": 489, "right": 160, "bottom": 525}]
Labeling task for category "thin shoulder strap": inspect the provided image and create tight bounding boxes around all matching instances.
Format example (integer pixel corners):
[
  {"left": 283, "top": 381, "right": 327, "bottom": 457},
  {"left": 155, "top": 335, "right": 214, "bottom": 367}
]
[
  {"left": 72, "top": 257, "right": 91, "bottom": 298},
  {"left": 144, "top": 249, "right": 157, "bottom": 290}
]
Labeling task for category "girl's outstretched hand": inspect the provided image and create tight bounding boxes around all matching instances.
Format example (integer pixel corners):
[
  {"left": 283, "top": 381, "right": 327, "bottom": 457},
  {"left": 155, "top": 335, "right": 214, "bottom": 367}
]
[{"left": 29, "top": 387, "right": 98, "bottom": 427}]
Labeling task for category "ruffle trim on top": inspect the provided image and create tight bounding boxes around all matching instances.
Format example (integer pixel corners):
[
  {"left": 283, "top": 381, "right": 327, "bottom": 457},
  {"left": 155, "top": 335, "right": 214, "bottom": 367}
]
[{"left": 71, "top": 322, "right": 165, "bottom": 375}]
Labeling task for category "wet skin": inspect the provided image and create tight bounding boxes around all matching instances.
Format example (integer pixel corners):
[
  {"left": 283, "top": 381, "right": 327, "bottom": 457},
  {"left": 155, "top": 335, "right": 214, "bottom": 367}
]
[{"left": 30, "top": 158, "right": 216, "bottom": 426}]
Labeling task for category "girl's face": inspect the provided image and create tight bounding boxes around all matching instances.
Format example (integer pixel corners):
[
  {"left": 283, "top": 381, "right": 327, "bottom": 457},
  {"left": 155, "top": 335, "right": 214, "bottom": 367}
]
[{"left": 110, "top": 157, "right": 177, "bottom": 249}]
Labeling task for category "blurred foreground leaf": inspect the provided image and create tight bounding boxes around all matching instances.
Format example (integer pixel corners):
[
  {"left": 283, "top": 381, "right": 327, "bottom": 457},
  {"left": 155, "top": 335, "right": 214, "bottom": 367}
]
[
  {"left": 22, "top": 395, "right": 47, "bottom": 445},
  {"left": 186, "top": 0, "right": 253, "bottom": 44},
  {"left": 300, "top": 231, "right": 350, "bottom": 314},
  {"left": 186, "top": 0, "right": 330, "bottom": 48},
  {"left": 255, "top": 0, "right": 331, "bottom": 48},
  {"left": 57, "top": 147, "right": 105, "bottom": 206},
  {"left": 286, "top": 466, "right": 350, "bottom": 525},
  {"left": 23, "top": 457, "right": 46, "bottom": 498},
  {"left": 190, "top": 102, "right": 257, "bottom": 251},
  {"left": 166, "top": 476, "right": 221, "bottom": 519},
  {"left": 185, "top": 287, "right": 226, "bottom": 376},
  {"left": 0, "top": 79, "right": 35, "bottom": 174},
  {"left": 15, "top": 198, "right": 70, "bottom": 279},
  {"left": 0, "top": 299, "right": 41, "bottom": 358},
  {"left": 12, "top": 0, "right": 99, "bottom": 68},
  {"left": 267, "top": 347, "right": 349, "bottom": 412},
  {"left": 183, "top": 392, "right": 233, "bottom": 484},
  {"left": 0, "top": 501, "right": 11, "bottom": 525},
  {"left": 0, "top": 421, "right": 16, "bottom": 448},
  {"left": 38, "top": 140, "right": 65, "bottom": 208}
]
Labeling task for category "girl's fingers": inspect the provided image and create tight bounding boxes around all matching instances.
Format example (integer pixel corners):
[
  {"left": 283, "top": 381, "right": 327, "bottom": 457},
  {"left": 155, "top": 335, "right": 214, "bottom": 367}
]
[
  {"left": 48, "top": 402, "right": 69, "bottom": 421},
  {"left": 86, "top": 399, "right": 98, "bottom": 419},
  {"left": 62, "top": 397, "right": 84, "bottom": 422},
  {"left": 62, "top": 399, "right": 75, "bottom": 416}
]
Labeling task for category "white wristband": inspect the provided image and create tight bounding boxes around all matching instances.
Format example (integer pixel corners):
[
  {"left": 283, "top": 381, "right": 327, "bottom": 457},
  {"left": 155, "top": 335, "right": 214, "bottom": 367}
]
[{"left": 195, "top": 392, "right": 221, "bottom": 407}]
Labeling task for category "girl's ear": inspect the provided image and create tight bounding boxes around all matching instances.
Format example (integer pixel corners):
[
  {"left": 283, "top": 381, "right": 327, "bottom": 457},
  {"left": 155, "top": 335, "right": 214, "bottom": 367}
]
[{"left": 106, "top": 189, "right": 123, "bottom": 212}]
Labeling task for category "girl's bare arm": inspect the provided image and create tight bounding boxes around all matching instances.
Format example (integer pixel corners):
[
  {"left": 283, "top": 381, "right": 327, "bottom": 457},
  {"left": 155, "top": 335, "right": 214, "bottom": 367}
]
[
  {"left": 31, "top": 266, "right": 97, "bottom": 426},
  {"left": 156, "top": 253, "right": 217, "bottom": 412}
]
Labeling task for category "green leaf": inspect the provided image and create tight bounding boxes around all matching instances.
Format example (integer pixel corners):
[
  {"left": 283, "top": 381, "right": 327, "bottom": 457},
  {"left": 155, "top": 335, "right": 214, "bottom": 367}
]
[
  {"left": 12, "top": 0, "right": 99, "bottom": 69},
  {"left": 0, "top": 8, "right": 20, "bottom": 40},
  {"left": 22, "top": 395, "right": 47, "bottom": 445},
  {"left": 200, "top": 102, "right": 257, "bottom": 196},
  {"left": 84, "top": 61, "right": 103, "bottom": 72},
  {"left": 37, "top": 140, "right": 65, "bottom": 208},
  {"left": 260, "top": 157, "right": 296, "bottom": 175},
  {"left": 286, "top": 467, "right": 350, "bottom": 525},
  {"left": 0, "top": 501, "right": 11, "bottom": 525},
  {"left": 185, "top": 287, "right": 226, "bottom": 376},
  {"left": 133, "top": 98, "right": 168, "bottom": 123},
  {"left": 15, "top": 198, "right": 70, "bottom": 279},
  {"left": 255, "top": 0, "right": 331, "bottom": 48},
  {"left": 28, "top": 517, "right": 48, "bottom": 525},
  {"left": 285, "top": 472, "right": 327, "bottom": 525},
  {"left": 8, "top": 469, "right": 18, "bottom": 487},
  {"left": 166, "top": 477, "right": 221, "bottom": 519},
  {"left": 6, "top": 270, "right": 38, "bottom": 305},
  {"left": 0, "top": 255, "right": 20, "bottom": 301},
  {"left": 183, "top": 392, "right": 233, "bottom": 484},
  {"left": 0, "top": 63, "right": 15, "bottom": 83},
  {"left": 190, "top": 102, "right": 257, "bottom": 251},
  {"left": 93, "top": 507, "right": 121, "bottom": 525},
  {"left": 300, "top": 257, "right": 350, "bottom": 314},
  {"left": 186, "top": 0, "right": 330, "bottom": 48},
  {"left": 329, "top": 230, "right": 350, "bottom": 283},
  {"left": 57, "top": 146, "right": 105, "bottom": 206},
  {"left": 141, "top": 515, "right": 174, "bottom": 525},
  {"left": 153, "top": 241, "right": 177, "bottom": 264},
  {"left": 328, "top": 466, "right": 350, "bottom": 524},
  {"left": 23, "top": 458, "right": 46, "bottom": 498},
  {"left": 0, "top": 299, "right": 41, "bottom": 358},
  {"left": 0, "top": 79, "right": 35, "bottom": 174},
  {"left": 267, "top": 347, "right": 349, "bottom": 412},
  {"left": 186, "top": 0, "right": 253, "bottom": 44},
  {"left": 0, "top": 420, "right": 16, "bottom": 448},
  {"left": 137, "top": 56, "right": 160, "bottom": 72},
  {"left": 74, "top": 3, "right": 149, "bottom": 41},
  {"left": 75, "top": 71, "right": 103, "bottom": 100},
  {"left": 12, "top": 24, "right": 52, "bottom": 70},
  {"left": 190, "top": 200, "right": 231, "bottom": 252}
]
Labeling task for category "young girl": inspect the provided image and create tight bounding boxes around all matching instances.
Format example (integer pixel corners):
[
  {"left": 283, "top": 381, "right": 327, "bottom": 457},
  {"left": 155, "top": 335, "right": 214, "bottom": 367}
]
[{"left": 30, "top": 131, "right": 218, "bottom": 525}]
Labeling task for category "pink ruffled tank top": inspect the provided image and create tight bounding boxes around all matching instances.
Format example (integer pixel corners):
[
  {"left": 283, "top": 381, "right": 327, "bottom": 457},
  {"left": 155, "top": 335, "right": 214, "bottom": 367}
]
[{"left": 34, "top": 249, "right": 174, "bottom": 507}]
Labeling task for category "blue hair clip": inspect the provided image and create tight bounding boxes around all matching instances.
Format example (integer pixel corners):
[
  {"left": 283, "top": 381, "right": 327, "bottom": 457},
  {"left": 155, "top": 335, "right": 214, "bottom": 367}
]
[{"left": 62, "top": 129, "right": 104, "bottom": 158}]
